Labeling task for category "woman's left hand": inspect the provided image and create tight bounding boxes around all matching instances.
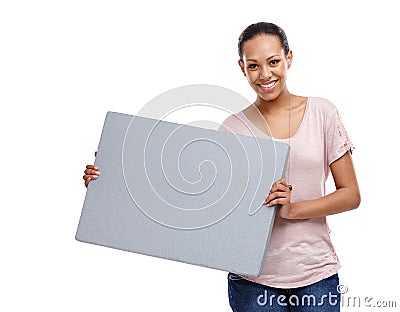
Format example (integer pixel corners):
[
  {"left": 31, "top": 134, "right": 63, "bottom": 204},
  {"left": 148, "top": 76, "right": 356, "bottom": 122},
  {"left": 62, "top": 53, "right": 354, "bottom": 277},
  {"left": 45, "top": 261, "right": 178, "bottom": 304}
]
[{"left": 264, "top": 179, "right": 293, "bottom": 219}]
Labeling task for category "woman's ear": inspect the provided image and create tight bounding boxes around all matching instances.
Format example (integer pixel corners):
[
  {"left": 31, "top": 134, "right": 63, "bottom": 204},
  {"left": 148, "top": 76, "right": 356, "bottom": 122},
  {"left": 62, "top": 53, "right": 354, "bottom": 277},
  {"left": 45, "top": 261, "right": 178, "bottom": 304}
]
[
  {"left": 286, "top": 50, "right": 293, "bottom": 69},
  {"left": 238, "top": 59, "right": 246, "bottom": 76}
]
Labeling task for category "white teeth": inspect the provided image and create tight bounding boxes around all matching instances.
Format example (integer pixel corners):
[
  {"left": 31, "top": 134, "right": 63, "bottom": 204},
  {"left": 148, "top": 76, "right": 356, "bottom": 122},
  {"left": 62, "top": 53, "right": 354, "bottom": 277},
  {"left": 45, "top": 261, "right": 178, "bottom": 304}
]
[{"left": 260, "top": 81, "right": 277, "bottom": 88}]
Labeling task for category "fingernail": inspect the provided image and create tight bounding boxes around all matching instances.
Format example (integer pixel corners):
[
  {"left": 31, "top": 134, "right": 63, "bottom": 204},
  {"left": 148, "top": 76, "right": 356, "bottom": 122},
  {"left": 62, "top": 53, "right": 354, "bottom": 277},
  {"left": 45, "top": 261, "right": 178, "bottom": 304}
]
[
  {"left": 92, "top": 175, "right": 98, "bottom": 180},
  {"left": 95, "top": 171, "right": 100, "bottom": 175},
  {"left": 94, "top": 166, "right": 99, "bottom": 170}
]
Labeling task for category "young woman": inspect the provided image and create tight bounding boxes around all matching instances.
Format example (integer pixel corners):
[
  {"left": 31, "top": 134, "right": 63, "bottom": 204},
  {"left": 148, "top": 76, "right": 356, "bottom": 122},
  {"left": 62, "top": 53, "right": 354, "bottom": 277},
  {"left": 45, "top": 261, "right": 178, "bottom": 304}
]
[
  {"left": 220, "top": 22, "right": 360, "bottom": 312},
  {"left": 83, "top": 22, "right": 360, "bottom": 312}
]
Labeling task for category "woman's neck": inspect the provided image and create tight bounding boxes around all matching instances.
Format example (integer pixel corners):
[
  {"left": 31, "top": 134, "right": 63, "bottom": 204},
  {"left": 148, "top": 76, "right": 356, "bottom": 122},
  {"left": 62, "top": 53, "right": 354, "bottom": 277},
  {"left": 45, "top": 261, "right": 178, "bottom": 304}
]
[{"left": 255, "top": 90, "right": 292, "bottom": 115}]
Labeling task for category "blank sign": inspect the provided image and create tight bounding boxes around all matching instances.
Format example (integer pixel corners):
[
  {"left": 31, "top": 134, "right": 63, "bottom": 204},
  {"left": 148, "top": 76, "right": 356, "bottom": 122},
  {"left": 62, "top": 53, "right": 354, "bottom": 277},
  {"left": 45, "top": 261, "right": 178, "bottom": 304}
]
[{"left": 76, "top": 111, "right": 289, "bottom": 277}]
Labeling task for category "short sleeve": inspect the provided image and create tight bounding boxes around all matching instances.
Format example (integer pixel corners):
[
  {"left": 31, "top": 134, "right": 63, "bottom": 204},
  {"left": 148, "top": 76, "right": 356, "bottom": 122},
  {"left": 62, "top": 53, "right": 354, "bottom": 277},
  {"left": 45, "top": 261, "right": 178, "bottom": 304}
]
[{"left": 326, "top": 107, "right": 355, "bottom": 166}]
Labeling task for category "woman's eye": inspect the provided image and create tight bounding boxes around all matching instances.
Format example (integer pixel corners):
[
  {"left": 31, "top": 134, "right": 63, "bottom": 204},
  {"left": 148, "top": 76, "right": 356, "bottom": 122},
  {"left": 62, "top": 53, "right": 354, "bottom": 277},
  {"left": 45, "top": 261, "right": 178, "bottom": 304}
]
[
  {"left": 248, "top": 64, "right": 258, "bottom": 69},
  {"left": 270, "top": 59, "right": 280, "bottom": 66}
]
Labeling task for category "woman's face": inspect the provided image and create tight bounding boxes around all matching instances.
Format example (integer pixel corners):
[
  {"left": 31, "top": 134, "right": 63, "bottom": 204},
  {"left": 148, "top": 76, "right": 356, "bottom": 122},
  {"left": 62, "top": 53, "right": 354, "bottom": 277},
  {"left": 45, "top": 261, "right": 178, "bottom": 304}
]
[{"left": 239, "top": 35, "right": 292, "bottom": 102}]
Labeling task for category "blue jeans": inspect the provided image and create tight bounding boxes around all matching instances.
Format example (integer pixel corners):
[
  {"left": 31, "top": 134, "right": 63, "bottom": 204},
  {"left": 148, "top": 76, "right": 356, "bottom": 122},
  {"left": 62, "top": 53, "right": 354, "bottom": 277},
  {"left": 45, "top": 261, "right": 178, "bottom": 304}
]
[{"left": 228, "top": 272, "right": 341, "bottom": 312}]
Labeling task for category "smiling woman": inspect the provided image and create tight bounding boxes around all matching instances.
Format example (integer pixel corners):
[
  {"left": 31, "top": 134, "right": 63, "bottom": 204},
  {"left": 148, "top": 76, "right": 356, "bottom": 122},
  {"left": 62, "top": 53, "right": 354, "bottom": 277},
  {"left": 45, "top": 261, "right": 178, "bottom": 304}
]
[
  {"left": 220, "top": 22, "right": 361, "bottom": 312},
  {"left": 81, "top": 21, "right": 361, "bottom": 312}
]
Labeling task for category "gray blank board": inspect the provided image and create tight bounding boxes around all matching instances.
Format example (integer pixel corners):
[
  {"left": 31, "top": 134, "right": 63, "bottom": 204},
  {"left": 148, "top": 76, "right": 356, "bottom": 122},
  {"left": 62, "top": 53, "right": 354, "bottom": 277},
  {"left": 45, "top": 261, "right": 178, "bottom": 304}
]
[{"left": 76, "top": 112, "right": 289, "bottom": 277}]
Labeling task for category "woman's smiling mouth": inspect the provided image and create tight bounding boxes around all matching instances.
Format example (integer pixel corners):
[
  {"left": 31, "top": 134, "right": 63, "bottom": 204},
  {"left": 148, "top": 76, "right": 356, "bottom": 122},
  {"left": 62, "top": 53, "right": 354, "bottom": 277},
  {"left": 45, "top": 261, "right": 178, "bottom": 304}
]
[{"left": 258, "top": 80, "right": 278, "bottom": 92}]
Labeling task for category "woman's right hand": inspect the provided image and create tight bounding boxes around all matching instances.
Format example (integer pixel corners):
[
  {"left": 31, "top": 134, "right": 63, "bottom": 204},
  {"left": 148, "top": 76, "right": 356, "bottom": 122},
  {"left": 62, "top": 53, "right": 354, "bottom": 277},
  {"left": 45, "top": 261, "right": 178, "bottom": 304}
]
[{"left": 83, "top": 151, "right": 100, "bottom": 188}]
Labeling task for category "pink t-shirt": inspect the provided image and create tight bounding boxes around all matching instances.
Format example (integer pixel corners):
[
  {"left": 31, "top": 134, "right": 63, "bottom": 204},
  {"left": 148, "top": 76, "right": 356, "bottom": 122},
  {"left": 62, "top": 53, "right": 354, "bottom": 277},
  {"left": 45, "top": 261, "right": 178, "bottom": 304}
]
[{"left": 219, "top": 96, "right": 354, "bottom": 288}]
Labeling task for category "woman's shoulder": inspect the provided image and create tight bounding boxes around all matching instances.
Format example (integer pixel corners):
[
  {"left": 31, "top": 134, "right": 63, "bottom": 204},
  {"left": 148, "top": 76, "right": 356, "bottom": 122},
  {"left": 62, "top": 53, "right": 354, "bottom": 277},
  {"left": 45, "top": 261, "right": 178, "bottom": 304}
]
[
  {"left": 219, "top": 112, "right": 242, "bottom": 127},
  {"left": 218, "top": 111, "right": 246, "bottom": 133},
  {"left": 307, "top": 96, "right": 339, "bottom": 116}
]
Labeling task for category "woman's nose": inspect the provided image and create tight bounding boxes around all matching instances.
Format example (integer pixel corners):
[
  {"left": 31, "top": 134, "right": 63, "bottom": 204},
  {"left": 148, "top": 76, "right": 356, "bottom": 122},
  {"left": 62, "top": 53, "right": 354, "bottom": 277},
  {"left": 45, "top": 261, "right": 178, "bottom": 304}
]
[{"left": 259, "top": 67, "right": 272, "bottom": 79}]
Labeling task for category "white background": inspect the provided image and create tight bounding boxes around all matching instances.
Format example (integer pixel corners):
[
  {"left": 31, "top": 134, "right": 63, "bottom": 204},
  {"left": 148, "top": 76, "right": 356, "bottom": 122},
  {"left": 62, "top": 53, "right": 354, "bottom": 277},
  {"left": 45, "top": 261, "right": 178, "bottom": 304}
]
[{"left": 1, "top": 1, "right": 399, "bottom": 311}]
